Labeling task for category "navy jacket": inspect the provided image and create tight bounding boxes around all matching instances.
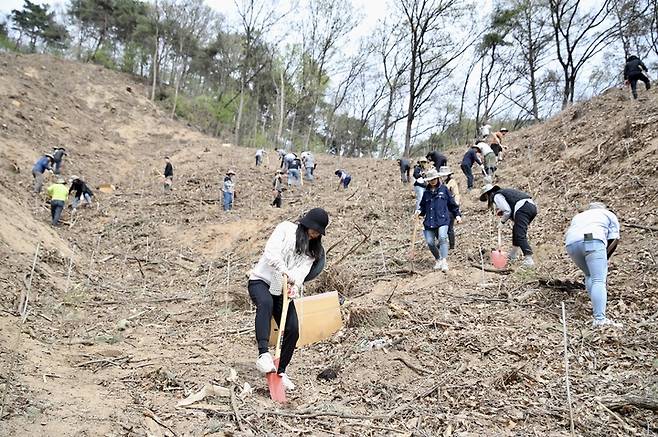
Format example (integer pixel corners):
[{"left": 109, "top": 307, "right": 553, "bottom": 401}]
[
  {"left": 419, "top": 185, "right": 461, "bottom": 229},
  {"left": 413, "top": 165, "right": 426, "bottom": 188},
  {"left": 427, "top": 151, "right": 447, "bottom": 169},
  {"left": 461, "top": 148, "right": 481, "bottom": 167}
]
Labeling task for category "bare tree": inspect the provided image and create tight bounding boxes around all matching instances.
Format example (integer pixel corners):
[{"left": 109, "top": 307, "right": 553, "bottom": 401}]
[
  {"left": 548, "top": 0, "right": 617, "bottom": 108},
  {"left": 233, "top": 0, "right": 282, "bottom": 146},
  {"left": 397, "top": 0, "right": 474, "bottom": 157},
  {"left": 299, "top": 0, "right": 357, "bottom": 150}
]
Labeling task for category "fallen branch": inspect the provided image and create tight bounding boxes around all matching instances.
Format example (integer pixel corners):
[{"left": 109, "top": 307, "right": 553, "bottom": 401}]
[
  {"left": 393, "top": 356, "right": 430, "bottom": 375},
  {"left": 602, "top": 396, "right": 658, "bottom": 412},
  {"left": 144, "top": 409, "right": 178, "bottom": 436},
  {"left": 469, "top": 263, "right": 512, "bottom": 274}
]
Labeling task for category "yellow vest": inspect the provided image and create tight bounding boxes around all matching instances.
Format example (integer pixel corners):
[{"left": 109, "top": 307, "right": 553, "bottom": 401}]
[{"left": 47, "top": 183, "right": 69, "bottom": 201}]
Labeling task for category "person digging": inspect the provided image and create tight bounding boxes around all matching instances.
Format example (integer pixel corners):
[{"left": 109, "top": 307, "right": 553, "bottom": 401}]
[
  {"left": 416, "top": 169, "right": 462, "bottom": 272},
  {"left": 565, "top": 202, "right": 622, "bottom": 328},
  {"left": 247, "top": 208, "right": 329, "bottom": 391},
  {"left": 480, "top": 183, "right": 537, "bottom": 267},
  {"left": 46, "top": 177, "right": 69, "bottom": 226}
]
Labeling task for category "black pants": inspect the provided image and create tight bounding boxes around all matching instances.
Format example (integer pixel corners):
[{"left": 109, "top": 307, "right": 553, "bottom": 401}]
[
  {"left": 460, "top": 163, "right": 474, "bottom": 189},
  {"left": 629, "top": 73, "right": 650, "bottom": 99},
  {"left": 512, "top": 202, "right": 537, "bottom": 256},
  {"left": 272, "top": 192, "right": 282, "bottom": 208},
  {"left": 248, "top": 280, "right": 299, "bottom": 373}
]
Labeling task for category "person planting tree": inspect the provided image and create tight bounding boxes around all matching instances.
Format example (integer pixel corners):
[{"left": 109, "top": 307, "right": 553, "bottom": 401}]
[{"left": 247, "top": 208, "right": 329, "bottom": 391}]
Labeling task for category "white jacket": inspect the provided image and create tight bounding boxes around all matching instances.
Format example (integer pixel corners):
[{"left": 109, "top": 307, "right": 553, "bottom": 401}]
[{"left": 249, "top": 221, "right": 315, "bottom": 295}]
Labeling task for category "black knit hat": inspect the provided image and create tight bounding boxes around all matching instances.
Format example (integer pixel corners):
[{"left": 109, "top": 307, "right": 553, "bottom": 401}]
[{"left": 300, "top": 208, "right": 329, "bottom": 235}]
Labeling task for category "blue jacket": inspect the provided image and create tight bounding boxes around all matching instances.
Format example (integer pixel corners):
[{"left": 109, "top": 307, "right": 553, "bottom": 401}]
[
  {"left": 32, "top": 156, "right": 51, "bottom": 173},
  {"left": 419, "top": 185, "right": 461, "bottom": 229},
  {"left": 461, "top": 148, "right": 481, "bottom": 167}
]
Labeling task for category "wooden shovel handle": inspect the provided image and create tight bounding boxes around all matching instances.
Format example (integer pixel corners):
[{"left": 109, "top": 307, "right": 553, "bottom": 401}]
[
  {"left": 274, "top": 276, "right": 290, "bottom": 360},
  {"left": 497, "top": 227, "right": 502, "bottom": 248}
]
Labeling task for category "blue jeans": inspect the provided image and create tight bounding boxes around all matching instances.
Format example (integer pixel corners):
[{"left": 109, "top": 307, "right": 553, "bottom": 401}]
[
  {"left": 342, "top": 175, "right": 352, "bottom": 188},
  {"left": 305, "top": 166, "right": 314, "bottom": 181},
  {"left": 423, "top": 226, "right": 449, "bottom": 261},
  {"left": 223, "top": 191, "right": 233, "bottom": 211},
  {"left": 288, "top": 168, "right": 301, "bottom": 186},
  {"left": 72, "top": 193, "right": 93, "bottom": 208},
  {"left": 414, "top": 185, "right": 425, "bottom": 211},
  {"left": 566, "top": 239, "right": 608, "bottom": 320},
  {"left": 51, "top": 200, "right": 65, "bottom": 225}
]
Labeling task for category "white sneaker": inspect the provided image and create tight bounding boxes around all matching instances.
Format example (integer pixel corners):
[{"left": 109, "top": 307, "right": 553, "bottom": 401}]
[
  {"left": 256, "top": 352, "right": 276, "bottom": 373},
  {"left": 592, "top": 318, "right": 623, "bottom": 328},
  {"left": 522, "top": 256, "right": 535, "bottom": 267},
  {"left": 433, "top": 260, "right": 442, "bottom": 270},
  {"left": 278, "top": 373, "right": 295, "bottom": 391},
  {"left": 441, "top": 259, "right": 449, "bottom": 272}
]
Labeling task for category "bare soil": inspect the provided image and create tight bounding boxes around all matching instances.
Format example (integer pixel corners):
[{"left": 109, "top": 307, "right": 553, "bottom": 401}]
[{"left": 0, "top": 53, "right": 656, "bottom": 436}]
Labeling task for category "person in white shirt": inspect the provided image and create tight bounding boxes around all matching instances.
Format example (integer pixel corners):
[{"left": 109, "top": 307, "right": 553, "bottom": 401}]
[
  {"left": 247, "top": 208, "right": 329, "bottom": 390},
  {"left": 477, "top": 140, "right": 497, "bottom": 178},
  {"left": 480, "top": 184, "right": 537, "bottom": 267},
  {"left": 255, "top": 149, "right": 266, "bottom": 166},
  {"left": 565, "top": 202, "right": 621, "bottom": 328},
  {"left": 480, "top": 123, "right": 491, "bottom": 137}
]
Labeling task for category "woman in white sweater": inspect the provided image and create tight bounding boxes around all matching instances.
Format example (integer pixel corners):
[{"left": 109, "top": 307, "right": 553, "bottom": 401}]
[{"left": 248, "top": 208, "right": 329, "bottom": 390}]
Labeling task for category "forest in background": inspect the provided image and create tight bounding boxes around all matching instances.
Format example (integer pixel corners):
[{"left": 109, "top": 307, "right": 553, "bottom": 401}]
[{"left": 2, "top": 0, "right": 657, "bottom": 157}]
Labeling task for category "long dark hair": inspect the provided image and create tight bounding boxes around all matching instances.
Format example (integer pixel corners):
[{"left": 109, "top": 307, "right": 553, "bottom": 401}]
[{"left": 295, "top": 224, "right": 322, "bottom": 260}]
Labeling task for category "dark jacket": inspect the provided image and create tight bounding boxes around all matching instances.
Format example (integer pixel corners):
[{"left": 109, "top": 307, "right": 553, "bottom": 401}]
[
  {"left": 399, "top": 158, "right": 410, "bottom": 171},
  {"left": 69, "top": 179, "right": 93, "bottom": 198},
  {"left": 426, "top": 151, "right": 447, "bottom": 169},
  {"left": 413, "top": 165, "right": 427, "bottom": 188},
  {"left": 497, "top": 188, "right": 531, "bottom": 219},
  {"left": 419, "top": 185, "right": 461, "bottom": 229},
  {"left": 53, "top": 148, "right": 67, "bottom": 162},
  {"left": 164, "top": 162, "right": 173, "bottom": 177},
  {"left": 461, "top": 148, "right": 481, "bottom": 167},
  {"left": 624, "top": 56, "right": 648, "bottom": 80}
]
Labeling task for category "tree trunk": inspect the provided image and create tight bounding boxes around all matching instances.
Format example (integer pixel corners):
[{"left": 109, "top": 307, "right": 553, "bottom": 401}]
[
  {"left": 403, "top": 50, "right": 417, "bottom": 157},
  {"left": 277, "top": 68, "right": 285, "bottom": 147},
  {"left": 235, "top": 78, "right": 245, "bottom": 146},
  {"left": 150, "top": 6, "right": 159, "bottom": 102}
]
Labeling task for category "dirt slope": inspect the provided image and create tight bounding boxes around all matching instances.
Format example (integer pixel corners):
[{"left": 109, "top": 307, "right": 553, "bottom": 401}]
[{"left": 0, "top": 53, "right": 656, "bottom": 436}]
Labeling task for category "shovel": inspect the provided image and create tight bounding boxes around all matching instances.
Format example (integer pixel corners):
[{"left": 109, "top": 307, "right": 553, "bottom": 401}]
[
  {"left": 267, "top": 277, "right": 290, "bottom": 403},
  {"left": 491, "top": 227, "right": 508, "bottom": 269},
  {"left": 409, "top": 216, "right": 419, "bottom": 258}
]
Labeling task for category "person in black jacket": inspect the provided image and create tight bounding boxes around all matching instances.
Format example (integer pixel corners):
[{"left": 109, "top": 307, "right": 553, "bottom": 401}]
[
  {"left": 68, "top": 176, "right": 94, "bottom": 209},
  {"left": 624, "top": 55, "right": 650, "bottom": 99},
  {"left": 412, "top": 157, "right": 430, "bottom": 210},
  {"left": 52, "top": 147, "right": 67, "bottom": 174},
  {"left": 426, "top": 150, "right": 447, "bottom": 171},
  {"left": 480, "top": 184, "right": 537, "bottom": 267},
  {"left": 163, "top": 156, "right": 174, "bottom": 191},
  {"left": 398, "top": 158, "right": 411, "bottom": 183}
]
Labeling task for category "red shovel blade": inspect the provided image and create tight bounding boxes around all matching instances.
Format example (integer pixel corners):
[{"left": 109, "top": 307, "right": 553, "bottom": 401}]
[{"left": 267, "top": 358, "right": 287, "bottom": 403}]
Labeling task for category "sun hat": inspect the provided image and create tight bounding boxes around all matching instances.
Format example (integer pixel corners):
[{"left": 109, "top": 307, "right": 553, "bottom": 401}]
[
  {"left": 500, "top": 128, "right": 508, "bottom": 132},
  {"left": 437, "top": 166, "right": 453, "bottom": 177},
  {"left": 299, "top": 208, "right": 329, "bottom": 235},
  {"left": 588, "top": 202, "right": 607, "bottom": 210},
  {"left": 55, "top": 177, "right": 67, "bottom": 184},
  {"left": 479, "top": 183, "right": 500, "bottom": 201},
  {"left": 418, "top": 157, "right": 428, "bottom": 163},
  {"left": 424, "top": 168, "right": 440, "bottom": 181},
  {"left": 45, "top": 153, "right": 54, "bottom": 159},
  {"left": 69, "top": 175, "right": 80, "bottom": 181},
  {"left": 226, "top": 169, "right": 236, "bottom": 175}
]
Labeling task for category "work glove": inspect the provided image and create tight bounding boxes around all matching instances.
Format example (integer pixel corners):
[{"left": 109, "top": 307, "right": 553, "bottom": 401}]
[{"left": 455, "top": 216, "right": 462, "bottom": 224}]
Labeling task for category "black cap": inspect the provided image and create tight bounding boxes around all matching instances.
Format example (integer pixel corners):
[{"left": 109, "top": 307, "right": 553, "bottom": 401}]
[{"left": 299, "top": 208, "right": 329, "bottom": 235}]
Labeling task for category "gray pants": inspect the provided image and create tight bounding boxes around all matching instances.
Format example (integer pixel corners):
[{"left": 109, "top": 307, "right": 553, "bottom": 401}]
[{"left": 33, "top": 170, "right": 44, "bottom": 193}]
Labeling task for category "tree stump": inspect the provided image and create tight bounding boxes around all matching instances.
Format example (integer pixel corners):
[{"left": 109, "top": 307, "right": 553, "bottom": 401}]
[{"left": 348, "top": 305, "right": 390, "bottom": 328}]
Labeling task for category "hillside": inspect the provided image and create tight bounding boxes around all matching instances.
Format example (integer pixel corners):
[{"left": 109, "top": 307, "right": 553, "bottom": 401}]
[{"left": 0, "top": 53, "right": 656, "bottom": 436}]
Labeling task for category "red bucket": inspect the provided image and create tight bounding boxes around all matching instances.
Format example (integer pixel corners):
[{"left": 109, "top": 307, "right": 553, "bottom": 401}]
[{"left": 491, "top": 249, "right": 508, "bottom": 269}]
